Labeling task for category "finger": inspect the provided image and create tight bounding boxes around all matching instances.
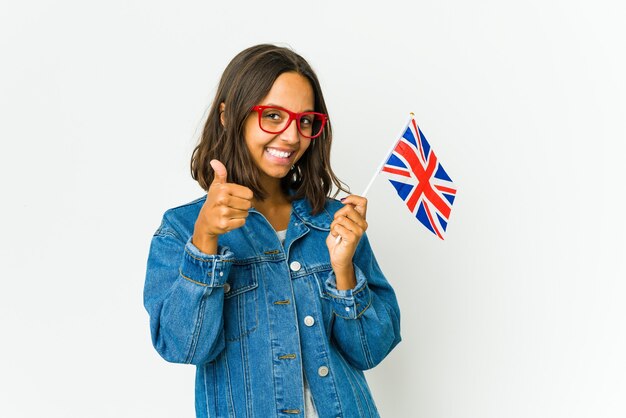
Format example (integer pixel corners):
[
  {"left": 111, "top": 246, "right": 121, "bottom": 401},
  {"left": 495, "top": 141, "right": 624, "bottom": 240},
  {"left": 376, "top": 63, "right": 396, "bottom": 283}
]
[
  {"left": 224, "top": 184, "right": 254, "bottom": 201},
  {"left": 332, "top": 216, "right": 364, "bottom": 236},
  {"left": 210, "top": 159, "right": 228, "bottom": 185},
  {"left": 226, "top": 195, "right": 253, "bottom": 211},
  {"left": 226, "top": 218, "right": 246, "bottom": 230},
  {"left": 341, "top": 195, "right": 368, "bottom": 219},
  {"left": 214, "top": 192, "right": 252, "bottom": 210},
  {"left": 219, "top": 206, "right": 250, "bottom": 220},
  {"left": 217, "top": 216, "right": 247, "bottom": 232},
  {"left": 332, "top": 223, "right": 357, "bottom": 243},
  {"left": 334, "top": 206, "right": 368, "bottom": 230}
]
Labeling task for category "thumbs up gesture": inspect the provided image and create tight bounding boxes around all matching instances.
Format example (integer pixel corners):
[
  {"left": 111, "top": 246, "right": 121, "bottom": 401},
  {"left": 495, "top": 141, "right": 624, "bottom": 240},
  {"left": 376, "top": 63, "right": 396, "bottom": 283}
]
[{"left": 192, "top": 160, "right": 254, "bottom": 254}]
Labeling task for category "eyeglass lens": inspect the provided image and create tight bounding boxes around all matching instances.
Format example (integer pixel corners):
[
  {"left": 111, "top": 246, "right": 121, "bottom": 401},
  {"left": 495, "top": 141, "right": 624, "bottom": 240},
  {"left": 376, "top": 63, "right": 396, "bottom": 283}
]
[{"left": 259, "top": 107, "right": 324, "bottom": 138}]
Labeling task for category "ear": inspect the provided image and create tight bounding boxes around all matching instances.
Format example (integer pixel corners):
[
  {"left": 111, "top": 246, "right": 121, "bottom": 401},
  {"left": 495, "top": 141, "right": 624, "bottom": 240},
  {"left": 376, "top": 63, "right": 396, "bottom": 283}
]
[{"left": 219, "top": 102, "right": 226, "bottom": 127}]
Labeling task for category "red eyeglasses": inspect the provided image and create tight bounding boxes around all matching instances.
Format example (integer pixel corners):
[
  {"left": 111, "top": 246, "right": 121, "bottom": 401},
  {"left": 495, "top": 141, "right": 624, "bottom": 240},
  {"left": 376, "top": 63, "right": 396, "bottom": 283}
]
[{"left": 251, "top": 105, "right": 328, "bottom": 139}]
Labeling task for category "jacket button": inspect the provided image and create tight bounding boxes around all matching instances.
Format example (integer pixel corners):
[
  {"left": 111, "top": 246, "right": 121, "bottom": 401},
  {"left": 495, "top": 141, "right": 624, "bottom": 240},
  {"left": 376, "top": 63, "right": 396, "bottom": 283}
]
[
  {"left": 318, "top": 366, "right": 329, "bottom": 377},
  {"left": 289, "top": 261, "right": 301, "bottom": 272},
  {"left": 223, "top": 283, "right": 231, "bottom": 293},
  {"left": 304, "top": 316, "right": 315, "bottom": 326}
]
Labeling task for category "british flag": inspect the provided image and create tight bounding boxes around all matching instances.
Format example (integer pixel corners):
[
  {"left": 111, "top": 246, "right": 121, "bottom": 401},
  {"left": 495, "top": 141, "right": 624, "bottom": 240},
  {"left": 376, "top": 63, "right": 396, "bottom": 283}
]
[{"left": 381, "top": 118, "right": 457, "bottom": 239}]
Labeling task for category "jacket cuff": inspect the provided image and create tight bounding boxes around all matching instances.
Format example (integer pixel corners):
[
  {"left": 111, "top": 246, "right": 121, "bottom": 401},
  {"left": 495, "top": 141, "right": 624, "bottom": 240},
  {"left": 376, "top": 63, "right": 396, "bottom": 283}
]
[
  {"left": 180, "top": 237, "right": 234, "bottom": 287},
  {"left": 324, "top": 265, "right": 372, "bottom": 319}
]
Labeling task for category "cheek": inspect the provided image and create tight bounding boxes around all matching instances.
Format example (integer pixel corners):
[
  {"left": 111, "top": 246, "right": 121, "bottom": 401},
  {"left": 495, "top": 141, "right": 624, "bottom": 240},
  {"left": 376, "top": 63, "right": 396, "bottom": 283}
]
[
  {"left": 243, "top": 122, "right": 269, "bottom": 153},
  {"left": 296, "top": 140, "right": 312, "bottom": 161}
]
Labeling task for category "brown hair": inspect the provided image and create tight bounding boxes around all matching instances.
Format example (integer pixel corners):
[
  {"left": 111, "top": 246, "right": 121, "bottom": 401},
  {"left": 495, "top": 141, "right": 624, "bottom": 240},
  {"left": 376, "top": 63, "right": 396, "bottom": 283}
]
[{"left": 190, "top": 44, "right": 348, "bottom": 214}]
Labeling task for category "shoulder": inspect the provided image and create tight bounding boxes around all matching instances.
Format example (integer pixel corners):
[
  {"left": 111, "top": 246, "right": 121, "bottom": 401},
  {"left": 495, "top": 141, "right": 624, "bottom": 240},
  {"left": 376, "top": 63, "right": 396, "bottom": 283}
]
[
  {"left": 156, "top": 195, "right": 207, "bottom": 240},
  {"left": 324, "top": 197, "right": 344, "bottom": 215}
]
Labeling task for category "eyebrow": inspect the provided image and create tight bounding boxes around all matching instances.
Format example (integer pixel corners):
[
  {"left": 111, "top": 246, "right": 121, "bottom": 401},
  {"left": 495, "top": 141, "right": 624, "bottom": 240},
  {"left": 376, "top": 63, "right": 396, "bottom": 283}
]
[{"left": 265, "top": 103, "right": 315, "bottom": 113}]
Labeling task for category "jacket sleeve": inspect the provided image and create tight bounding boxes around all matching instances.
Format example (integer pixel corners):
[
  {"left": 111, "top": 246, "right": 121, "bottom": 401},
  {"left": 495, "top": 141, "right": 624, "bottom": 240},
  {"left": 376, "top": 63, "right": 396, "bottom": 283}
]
[
  {"left": 143, "top": 216, "right": 234, "bottom": 365},
  {"left": 323, "top": 233, "right": 401, "bottom": 370}
]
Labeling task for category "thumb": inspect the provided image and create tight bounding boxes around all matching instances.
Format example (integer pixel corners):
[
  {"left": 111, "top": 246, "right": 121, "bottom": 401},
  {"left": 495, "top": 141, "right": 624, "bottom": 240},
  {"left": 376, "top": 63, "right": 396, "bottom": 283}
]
[{"left": 210, "top": 159, "right": 227, "bottom": 185}]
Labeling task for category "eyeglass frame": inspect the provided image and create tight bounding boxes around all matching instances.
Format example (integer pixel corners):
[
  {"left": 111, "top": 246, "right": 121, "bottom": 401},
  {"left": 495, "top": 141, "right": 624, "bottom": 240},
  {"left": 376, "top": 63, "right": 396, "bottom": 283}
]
[{"left": 250, "top": 105, "right": 328, "bottom": 139}]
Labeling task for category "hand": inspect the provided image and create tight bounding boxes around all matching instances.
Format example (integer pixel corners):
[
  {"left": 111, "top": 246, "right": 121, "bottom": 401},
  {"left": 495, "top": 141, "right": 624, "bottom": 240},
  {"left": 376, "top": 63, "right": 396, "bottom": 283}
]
[
  {"left": 192, "top": 160, "right": 253, "bottom": 254},
  {"left": 326, "top": 195, "right": 368, "bottom": 288}
]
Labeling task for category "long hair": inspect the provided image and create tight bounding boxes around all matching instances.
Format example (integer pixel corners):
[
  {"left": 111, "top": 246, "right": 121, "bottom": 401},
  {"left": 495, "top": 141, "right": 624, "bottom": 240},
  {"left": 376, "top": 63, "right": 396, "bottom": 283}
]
[{"left": 190, "top": 44, "right": 348, "bottom": 214}]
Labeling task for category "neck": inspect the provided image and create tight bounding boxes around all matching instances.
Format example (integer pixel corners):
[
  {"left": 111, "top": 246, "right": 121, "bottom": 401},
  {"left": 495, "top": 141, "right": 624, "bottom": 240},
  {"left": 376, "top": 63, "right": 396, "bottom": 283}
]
[
  {"left": 253, "top": 180, "right": 292, "bottom": 231},
  {"left": 252, "top": 191, "right": 289, "bottom": 214},
  {"left": 254, "top": 174, "right": 288, "bottom": 205}
]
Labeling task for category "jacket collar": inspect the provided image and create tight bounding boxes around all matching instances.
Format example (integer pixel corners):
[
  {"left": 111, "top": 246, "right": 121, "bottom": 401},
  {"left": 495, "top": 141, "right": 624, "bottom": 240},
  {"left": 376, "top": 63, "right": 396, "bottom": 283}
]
[{"left": 291, "top": 198, "right": 332, "bottom": 231}]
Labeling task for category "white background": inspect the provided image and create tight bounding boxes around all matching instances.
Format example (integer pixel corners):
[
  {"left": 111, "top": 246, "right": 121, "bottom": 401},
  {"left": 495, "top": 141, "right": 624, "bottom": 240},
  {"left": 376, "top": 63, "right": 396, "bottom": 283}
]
[{"left": 1, "top": 1, "right": 625, "bottom": 417}]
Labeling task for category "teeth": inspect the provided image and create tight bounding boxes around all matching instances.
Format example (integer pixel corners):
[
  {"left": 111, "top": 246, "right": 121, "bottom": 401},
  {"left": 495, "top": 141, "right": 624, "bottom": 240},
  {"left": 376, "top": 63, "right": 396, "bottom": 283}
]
[{"left": 266, "top": 148, "right": 293, "bottom": 158}]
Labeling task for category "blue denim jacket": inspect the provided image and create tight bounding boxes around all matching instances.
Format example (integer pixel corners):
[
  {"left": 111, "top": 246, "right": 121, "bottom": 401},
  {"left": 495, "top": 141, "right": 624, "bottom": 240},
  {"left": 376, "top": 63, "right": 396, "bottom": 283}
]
[{"left": 144, "top": 196, "right": 401, "bottom": 417}]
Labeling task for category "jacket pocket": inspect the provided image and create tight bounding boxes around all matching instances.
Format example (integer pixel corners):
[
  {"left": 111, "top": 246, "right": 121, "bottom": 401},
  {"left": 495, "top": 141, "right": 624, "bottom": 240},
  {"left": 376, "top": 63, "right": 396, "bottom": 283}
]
[
  {"left": 223, "top": 264, "right": 259, "bottom": 341},
  {"left": 312, "top": 263, "right": 334, "bottom": 301}
]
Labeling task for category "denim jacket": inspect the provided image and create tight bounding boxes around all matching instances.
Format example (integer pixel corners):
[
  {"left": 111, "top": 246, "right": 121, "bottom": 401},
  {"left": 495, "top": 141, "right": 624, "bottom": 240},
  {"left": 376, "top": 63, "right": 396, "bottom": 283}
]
[{"left": 144, "top": 196, "right": 401, "bottom": 418}]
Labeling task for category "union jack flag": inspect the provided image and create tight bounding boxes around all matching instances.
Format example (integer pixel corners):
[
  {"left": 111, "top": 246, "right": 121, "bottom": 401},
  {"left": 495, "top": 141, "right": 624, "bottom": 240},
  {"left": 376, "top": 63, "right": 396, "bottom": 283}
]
[{"left": 381, "top": 117, "right": 457, "bottom": 239}]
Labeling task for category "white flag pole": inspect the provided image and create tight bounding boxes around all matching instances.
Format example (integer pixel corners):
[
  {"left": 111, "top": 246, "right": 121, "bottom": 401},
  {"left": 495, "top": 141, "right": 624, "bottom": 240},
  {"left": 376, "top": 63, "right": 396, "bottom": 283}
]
[
  {"left": 335, "top": 112, "right": 415, "bottom": 244},
  {"left": 358, "top": 112, "right": 415, "bottom": 198}
]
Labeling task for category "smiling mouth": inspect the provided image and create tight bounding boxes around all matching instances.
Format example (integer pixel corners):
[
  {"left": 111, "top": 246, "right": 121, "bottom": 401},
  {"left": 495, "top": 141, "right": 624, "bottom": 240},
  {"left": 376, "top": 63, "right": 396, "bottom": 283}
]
[{"left": 265, "top": 148, "right": 294, "bottom": 159}]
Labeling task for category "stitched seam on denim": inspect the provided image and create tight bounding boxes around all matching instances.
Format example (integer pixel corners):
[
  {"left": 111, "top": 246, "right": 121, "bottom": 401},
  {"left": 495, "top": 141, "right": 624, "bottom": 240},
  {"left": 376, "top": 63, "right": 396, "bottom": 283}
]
[
  {"left": 240, "top": 301, "right": 254, "bottom": 418},
  {"left": 154, "top": 229, "right": 180, "bottom": 240},
  {"left": 333, "top": 294, "right": 370, "bottom": 320},
  {"left": 186, "top": 286, "right": 209, "bottom": 363},
  {"left": 337, "top": 352, "right": 364, "bottom": 417},
  {"left": 222, "top": 350, "right": 235, "bottom": 415},
  {"left": 352, "top": 281, "right": 367, "bottom": 295},
  {"left": 265, "top": 284, "right": 279, "bottom": 418},
  {"left": 209, "top": 261, "right": 217, "bottom": 288},
  {"left": 354, "top": 298, "right": 372, "bottom": 319},
  {"left": 189, "top": 287, "right": 211, "bottom": 363},
  {"left": 224, "top": 326, "right": 259, "bottom": 341},
  {"left": 179, "top": 269, "right": 209, "bottom": 287},
  {"left": 224, "top": 275, "right": 259, "bottom": 342},
  {"left": 210, "top": 363, "right": 216, "bottom": 418},
  {"left": 354, "top": 291, "right": 372, "bottom": 319},
  {"left": 231, "top": 254, "right": 285, "bottom": 265},
  {"left": 288, "top": 263, "right": 333, "bottom": 280},
  {"left": 358, "top": 318, "right": 374, "bottom": 369},
  {"left": 293, "top": 201, "right": 334, "bottom": 230},
  {"left": 204, "top": 363, "right": 211, "bottom": 418},
  {"left": 312, "top": 271, "right": 332, "bottom": 301},
  {"left": 333, "top": 311, "right": 352, "bottom": 320},
  {"left": 321, "top": 271, "right": 366, "bottom": 299},
  {"left": 184, "top": 246, "right": 220, "bottom": 263},
  {"left": 314, "top": 263, "right": 333, "bottom": 271},
  {"left": 223, "top": 282, "right": 258, "bottom": 299},
  {"left": 323, "top": 291, "right": 354, "bottom": 301},
  {"left": 347, "top": 359, "right": 372, "bottom": 416}
]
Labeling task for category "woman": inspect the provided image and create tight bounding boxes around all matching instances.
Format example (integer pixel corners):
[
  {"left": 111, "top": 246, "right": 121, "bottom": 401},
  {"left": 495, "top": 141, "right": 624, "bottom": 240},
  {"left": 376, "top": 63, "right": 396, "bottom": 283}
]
[{"left": 144, "top": 44, "right": 401, "bottom": 417}]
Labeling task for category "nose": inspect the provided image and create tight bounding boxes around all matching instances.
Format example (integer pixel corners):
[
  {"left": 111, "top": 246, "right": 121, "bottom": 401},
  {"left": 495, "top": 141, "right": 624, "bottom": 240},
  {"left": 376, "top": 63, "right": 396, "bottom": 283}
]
[{"left": 279, "top": 118, "right": 300, "bottom": 142}]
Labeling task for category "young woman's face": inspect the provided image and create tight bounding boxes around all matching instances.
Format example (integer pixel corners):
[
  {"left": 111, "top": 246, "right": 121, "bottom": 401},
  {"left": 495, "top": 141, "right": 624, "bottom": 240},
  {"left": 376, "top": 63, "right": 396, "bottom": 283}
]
[{"left": 243, "top": 72, "right": 314, "bottom": 187}]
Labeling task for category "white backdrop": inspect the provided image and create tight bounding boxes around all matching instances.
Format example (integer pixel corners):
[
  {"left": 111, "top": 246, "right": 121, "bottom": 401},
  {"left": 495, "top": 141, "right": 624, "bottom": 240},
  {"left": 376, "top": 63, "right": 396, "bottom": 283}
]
[{"left": 1, "top": 1, "right": 625, "bottom": 417}]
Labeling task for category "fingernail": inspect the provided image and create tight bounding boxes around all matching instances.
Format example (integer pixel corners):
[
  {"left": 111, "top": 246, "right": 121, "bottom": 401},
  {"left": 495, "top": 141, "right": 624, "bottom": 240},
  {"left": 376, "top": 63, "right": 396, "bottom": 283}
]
[{"left": 340, "top": 198, "right": 346, "bottom": 202}]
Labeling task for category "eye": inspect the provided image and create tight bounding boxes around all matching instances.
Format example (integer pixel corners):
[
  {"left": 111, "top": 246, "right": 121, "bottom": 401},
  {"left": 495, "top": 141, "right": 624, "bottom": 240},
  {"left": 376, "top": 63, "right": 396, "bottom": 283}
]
[
  {"left": 299, "top": 114, "right": 314, "bottom": 127},
  {"left": 262, "top": 111, "right": 282, "bottom": 121}
]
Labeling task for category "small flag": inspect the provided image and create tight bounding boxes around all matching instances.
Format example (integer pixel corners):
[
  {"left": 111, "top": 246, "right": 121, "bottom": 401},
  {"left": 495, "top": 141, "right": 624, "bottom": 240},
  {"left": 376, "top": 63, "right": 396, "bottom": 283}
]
[{"left": 381, "top": 116, "right": 457, "bottom": 239}]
